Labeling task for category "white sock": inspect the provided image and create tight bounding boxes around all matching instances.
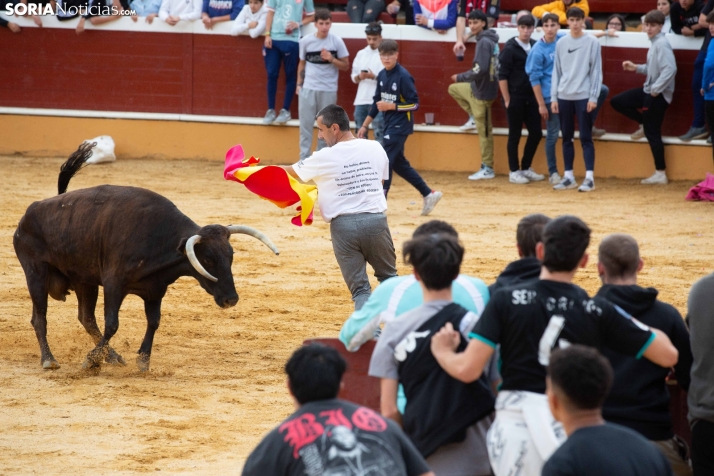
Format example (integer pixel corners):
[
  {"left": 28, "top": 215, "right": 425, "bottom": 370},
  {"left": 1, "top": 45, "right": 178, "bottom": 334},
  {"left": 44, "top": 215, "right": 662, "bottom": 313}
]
[
  {"left": 586, "top": 171, "right": 594, "bottom": 180},
  {"left": 565, "top": 170, "right": 575, "bottom": 180},
  {"left": 656, "top": 170, "right": 666, "bottom": 176}
]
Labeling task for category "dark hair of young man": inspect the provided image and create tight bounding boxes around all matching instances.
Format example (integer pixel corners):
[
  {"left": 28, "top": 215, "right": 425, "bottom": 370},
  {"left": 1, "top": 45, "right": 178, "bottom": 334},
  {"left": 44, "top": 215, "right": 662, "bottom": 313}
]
[
  {"left": 412, "top": 220, "right": 458, "bottom": 239},
  {"left": 542, "top": 12, "right": 560, "bottom": 24},
  {"left": 285, "top": 344, "right": 347, "bottom": 405},
  {"left": 378, "top": 39, "right": 399, "bottom": 54},
  {"left": 643, "top": 10, "right": 664, "bottom": 25},
  {"left": 707, "top": 10, "right": 714, "bottom": 23},
  {"left": 517, "top": 13, "right": 535, "bottom": 27},
  {"left": 403, "top": 234, "right": 463, "bottom": 290},
  {"left": 598, "top": 233, "right": 640, "bottom": 279},
  {"left": 314, "top": 8, "right": 331, "bottom": 21},
  {"left": 548, "top": 345, "right": 614, "bottom": 410},
  {"left": 468, "top": 9, "right": 488, "bottom": 26},
  {"left": 317, "top": 104, "right": 350, "bottom": 131},
  {"left": 566, "top": 6, "right": 585, "bottom": 19},
  {"left": 541, "top": 215, "right": 591, "bottom": 272},
  {"left": 516, "top": 213, "right": 551, "bottom": 257},
  {"left": 365, "top": 21, "right": 382, "bottom": 35}
]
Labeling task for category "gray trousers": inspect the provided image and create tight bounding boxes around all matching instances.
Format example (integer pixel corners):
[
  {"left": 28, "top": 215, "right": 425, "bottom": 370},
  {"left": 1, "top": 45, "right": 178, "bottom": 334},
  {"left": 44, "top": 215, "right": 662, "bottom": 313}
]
[
  {"left": 299, "top": 88, "right": 337, "bottom": 159},
  {"left": 329, "top": 212, "right": 397, "bottom": 310}
]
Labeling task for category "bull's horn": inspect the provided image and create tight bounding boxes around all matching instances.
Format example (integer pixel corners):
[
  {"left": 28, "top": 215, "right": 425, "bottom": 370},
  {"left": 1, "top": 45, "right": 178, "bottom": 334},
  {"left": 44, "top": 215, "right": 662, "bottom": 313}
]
[
  {"left": 226, "top": 225, "right": 280, "bottom": 255},
  {"left": 185, "top": 235, "right": 218, "bottom": 282}
]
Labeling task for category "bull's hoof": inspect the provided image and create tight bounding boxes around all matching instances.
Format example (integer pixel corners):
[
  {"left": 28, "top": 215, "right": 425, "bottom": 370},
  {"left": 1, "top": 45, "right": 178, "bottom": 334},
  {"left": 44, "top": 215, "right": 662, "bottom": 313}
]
[
  {"left": 42, "top": 359, "right": 60, "bottom": 370},
  {"left": 105, "top": 347, "right": 126, "bottom": 366},
  {"left": 82, "top": 349, "right": 105, "bottom": 370},
  {"left": 136, "top": 353, "right": 151, "bottom": 372}
]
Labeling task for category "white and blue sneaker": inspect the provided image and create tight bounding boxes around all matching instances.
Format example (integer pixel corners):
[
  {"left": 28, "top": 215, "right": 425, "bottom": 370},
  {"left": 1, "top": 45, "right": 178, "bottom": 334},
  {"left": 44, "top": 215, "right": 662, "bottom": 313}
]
[
  {"left": 553, "top": 177, "right": 578, "bottom": 190},
  {"left": 521, "top": 168, "right": 545, "bottom": 182},
  {"left": 578, "top": 179, "right": 595, "bottom": 192},
  {"left": 468, "top": 165, "right": 495, "bottom": 180}
]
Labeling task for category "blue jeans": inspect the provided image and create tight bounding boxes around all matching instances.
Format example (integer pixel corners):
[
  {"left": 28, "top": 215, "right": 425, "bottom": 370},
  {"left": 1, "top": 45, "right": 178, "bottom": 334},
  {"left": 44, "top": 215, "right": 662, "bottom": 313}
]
[
  {"left": 558, "top": 98, "right": 595, "bottom": 172},
  {"left": 354, "top": 105, "right": 384, "bottom": 144},
  {"left": 545, "top": 102, "right": 560, "bottom": 175},
  {"left": 263, "top": 40, "right": 299, "bottom": 111},
  {"left": 381, "top": 133, "right": 431, "bottom": 197},
  {"left": 692, "top": 49, "right": 707, "bottom": 129}
]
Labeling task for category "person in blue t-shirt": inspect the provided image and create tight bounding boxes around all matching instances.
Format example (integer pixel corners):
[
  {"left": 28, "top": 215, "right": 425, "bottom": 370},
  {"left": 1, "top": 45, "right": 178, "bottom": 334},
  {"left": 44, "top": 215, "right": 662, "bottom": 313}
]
[
  {"left": 701, "top": 10, "right": 714, "bottom": 163},
  {"left": 201, "top": 0, "right": 242, "bottom": 29}
]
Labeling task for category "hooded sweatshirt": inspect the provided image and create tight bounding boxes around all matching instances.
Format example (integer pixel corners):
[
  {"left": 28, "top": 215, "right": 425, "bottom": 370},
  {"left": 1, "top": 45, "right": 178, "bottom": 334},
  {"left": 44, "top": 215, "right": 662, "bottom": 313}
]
[
  {"left": 498, "top": 37, "right": 536, "bottom": 98},
  {"left": 597, "top": 284, "right": 693, "bottom": 441},
  {"left": 456, "top": 29, "right": 500, "bottom": 101},
  {"left": 637, "top": 32, "right": 677, "bottom": 104},
  {"left": 687, "top": 272, "right": 714, "bottom": 425},
  {"left": 488, "top": 256, "right": 541, "bottom": 295}
]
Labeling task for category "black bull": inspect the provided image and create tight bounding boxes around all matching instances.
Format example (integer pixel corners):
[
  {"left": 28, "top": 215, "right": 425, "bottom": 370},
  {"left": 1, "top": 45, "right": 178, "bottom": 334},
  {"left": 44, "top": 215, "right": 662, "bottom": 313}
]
[{"left": 13, "top": 143, "right": 279, "bottom": 372}]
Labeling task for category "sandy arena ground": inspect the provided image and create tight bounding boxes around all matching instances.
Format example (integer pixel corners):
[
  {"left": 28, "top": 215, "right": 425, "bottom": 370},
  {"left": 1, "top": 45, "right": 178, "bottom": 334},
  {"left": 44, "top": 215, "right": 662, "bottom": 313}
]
[{"left": 0, "top": 155, "right": 712, "bottom": 474}]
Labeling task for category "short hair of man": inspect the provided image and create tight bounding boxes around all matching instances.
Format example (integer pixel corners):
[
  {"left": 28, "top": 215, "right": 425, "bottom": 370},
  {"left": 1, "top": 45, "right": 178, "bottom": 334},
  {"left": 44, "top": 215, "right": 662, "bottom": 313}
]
[
  {"left": 378, "top": 39, "right": 399, "bottom": 54},
  {"left": 365, "top": 21, "right": 382, "bottom": 35},
  {"left": 598, "top": 233, "right": 640, "bottom": 279},
  {"left": 317, "top": 104, "right": 350, "bottom": 131},
  {"left": 517, "top": 213, "right": 552, "bottom": 258},
  {"left": 541, "top": 215, "right": 591, "bottom": 272},
  {"left": 403, "top": 234, "right": 463, "bottom": 290},
  {"left": 548, "top": 345, "right": 613, "bottom": 410},
  {"left": 315, "top": 8, "right": 331, "bottom": 21},
  {"left": 468, "top": 9, "right": 488, "bottom": 26},
  {"left": 566, "top": 6, "right": 585, "bottom": 19},
  {"left": 412, "top": 220, "right": 458, "bottom": 238},
  {"left": 643, "top": 10, "right": 664, "bottom": 25},
  {"left": 542, "top": 13, "right": 560, "bottom": 25},
  {"left": 517, "top": 13, "right": 535, "bottom": 27},
  {"left": 285, "top": 344, "right": 347, "bottom": 405},
  {"left": 707, "top": 10, "right": 714, "bottom": 23}
]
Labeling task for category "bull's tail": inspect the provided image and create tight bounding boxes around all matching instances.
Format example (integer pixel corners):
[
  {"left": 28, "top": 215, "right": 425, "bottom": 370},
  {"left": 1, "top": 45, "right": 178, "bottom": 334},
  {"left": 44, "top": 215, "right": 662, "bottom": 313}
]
[{"left": 58, "top": 142, "right": 95, "bottom": 195}]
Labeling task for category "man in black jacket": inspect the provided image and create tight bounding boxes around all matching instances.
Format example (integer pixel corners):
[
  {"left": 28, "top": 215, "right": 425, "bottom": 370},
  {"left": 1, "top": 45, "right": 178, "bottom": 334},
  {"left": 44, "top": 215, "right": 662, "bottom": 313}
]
[
  {"left": 489, "top": 213, "right": 551, "bottom": 294},
  {"left": 498, "top": 13, "right": 544, "bottom": 185},
  {"left": 596, "top": 233, "right": 693, "bottom": 476}
]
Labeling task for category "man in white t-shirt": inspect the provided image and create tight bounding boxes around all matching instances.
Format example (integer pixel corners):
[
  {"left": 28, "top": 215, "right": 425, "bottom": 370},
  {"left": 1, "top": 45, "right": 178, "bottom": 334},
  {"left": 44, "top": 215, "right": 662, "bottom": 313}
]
[
  {"left": 297, "top": 9, "right": 350, "bottom": 159},
  {"left": 351, "top": 22, "right": 385, "bottom": 144},
  {"left": 284, "top": 104, "right": 397, "bottom": 310}
]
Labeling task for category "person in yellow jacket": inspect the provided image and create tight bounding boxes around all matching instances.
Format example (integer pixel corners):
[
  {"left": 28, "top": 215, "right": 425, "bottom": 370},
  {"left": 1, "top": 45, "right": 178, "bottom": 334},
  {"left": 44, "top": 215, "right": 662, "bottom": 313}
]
[{"left": 532, "top": 0, "right": 589, "bottom": 25}]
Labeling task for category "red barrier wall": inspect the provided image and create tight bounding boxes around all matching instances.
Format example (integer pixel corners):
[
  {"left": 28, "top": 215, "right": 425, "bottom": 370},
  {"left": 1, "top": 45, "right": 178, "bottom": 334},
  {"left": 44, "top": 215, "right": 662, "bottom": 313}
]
[{"left": 0, "top": 27, "right": 700, "bottom": 136}]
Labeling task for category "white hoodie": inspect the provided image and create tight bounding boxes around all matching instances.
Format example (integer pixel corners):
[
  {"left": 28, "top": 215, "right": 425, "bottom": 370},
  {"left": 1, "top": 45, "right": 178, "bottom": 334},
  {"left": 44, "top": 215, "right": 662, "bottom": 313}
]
[
  {"left": 230, "top": 4, "right": 267, "bottom": 38},
  {"left": 158, "top": 0, "right": 202, "bottom": 22}
]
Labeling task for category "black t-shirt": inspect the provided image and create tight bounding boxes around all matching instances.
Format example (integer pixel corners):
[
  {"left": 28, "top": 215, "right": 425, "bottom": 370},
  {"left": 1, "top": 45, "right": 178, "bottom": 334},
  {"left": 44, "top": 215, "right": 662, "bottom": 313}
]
[
  {"left": 470, "top": 280, "right": 654, "bottom": 394},
  {"left": 542, "top": 424, "right": 674, "bottom": 476},
  {"left": 241, "top": 399, "right": 431, "bottom": 476},
  {"left": 457, "top": 0, "right": 499, "bottom": 19}
]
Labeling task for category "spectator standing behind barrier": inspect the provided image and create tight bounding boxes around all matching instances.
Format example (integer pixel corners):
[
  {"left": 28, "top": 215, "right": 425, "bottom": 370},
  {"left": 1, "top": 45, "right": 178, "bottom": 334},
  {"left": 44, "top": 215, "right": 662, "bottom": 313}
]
[
  {"left": 369, "top": 233, "right": 496, "bottom": 476},
  {"left": 230, "top": 0, "right": 266, "bottom": 37},
  {"left": 129, "top": 0, "right": 162, "bottom": 23},
  {"left": 241, "top": 344, "right": 435, "bottom": 476},
  {"left": 611, "top": 10, "right": 676, "bottom": 185},
  {"left": 448, "top": 10, "right": 499, "bottom": 181},
  {"left": 430, "top": 215, "right": 679, "bottom": 476},
  {"left": 414, "top": 0, "right": 458, "bottom": 33},
  {"left": 526, "top": 14, "right": 564, "bottom": 185},
  {"left": 701, "top": 11, "right": 714, "bottom": 159},
  {"left": 696, "top": 0, "right": 714, "bottom": 144},
  {"left": 498, "top": 14, "right": 545, "bottom": 185},
  {"left": 551, "top": 7, "right": 602, "bottom": 192},
  {"left": 284, "top": 105, "right": 396, "bottom": 311},
  {"left": 351, "top": 22, "right": 385, "bottom": 144},
  {"left": 347, "top": 0, "right": 385, "bottom": 24},
  {"left": 297, "top": 10, "right": 350, "bottom": 159},
  {"left": 159, "top": 0, "right": 201, "bottom": 25},
  {"left": 201, "top": 0, "right": 241, "bottom": 30},
  {"left": 262, "top": 0, "right": 315, "bottom": 126},
  {"left": 542, "top": 346, "right": 675, "bottom": 476},
  {"left": 386, "top": 0, "right": 414, "bottom": 25},
  {"left": 687, "top": 271, "right": 714, "bottom": 476},
  {"left": 651, "top": 0, "right": 673, "bottom": 33},
  {"left": 358, "top": 40, "right": 443, "bottom": 215},
  {"left": 596, "top": 233, "right": 693, "bottom": 475},
  {"left": 532, "top": 0, "right": 588, "bottom": 26},
  {"left": 76, "top": 0, "right": 129, "bottom": 34}
]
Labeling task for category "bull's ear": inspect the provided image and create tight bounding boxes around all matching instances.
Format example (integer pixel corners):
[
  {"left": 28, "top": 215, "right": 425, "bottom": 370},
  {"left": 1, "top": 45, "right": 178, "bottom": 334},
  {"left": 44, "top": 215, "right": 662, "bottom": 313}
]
[{"left": 178, "top": 237, "right": 188, "bottom": 255}]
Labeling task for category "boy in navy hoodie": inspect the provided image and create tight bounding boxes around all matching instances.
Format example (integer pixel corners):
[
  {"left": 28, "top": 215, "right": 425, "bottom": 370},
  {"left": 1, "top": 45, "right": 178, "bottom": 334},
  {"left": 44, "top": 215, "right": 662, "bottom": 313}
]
[{"left": 358, "top": 39, "right": 443, "bottom": 216}]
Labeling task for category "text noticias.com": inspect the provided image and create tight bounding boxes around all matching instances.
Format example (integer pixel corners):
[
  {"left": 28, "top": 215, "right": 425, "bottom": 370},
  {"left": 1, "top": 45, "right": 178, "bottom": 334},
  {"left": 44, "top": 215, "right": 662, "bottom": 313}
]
[{"left": 4, "top": 3, "right": 137, "bottom": 16}]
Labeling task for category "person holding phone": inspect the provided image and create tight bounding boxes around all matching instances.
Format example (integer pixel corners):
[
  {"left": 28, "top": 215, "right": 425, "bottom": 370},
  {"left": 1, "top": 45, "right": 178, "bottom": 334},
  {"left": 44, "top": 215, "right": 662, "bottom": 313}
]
[{"left": 351, "top": 22, "right": 386, "bottom": 144}]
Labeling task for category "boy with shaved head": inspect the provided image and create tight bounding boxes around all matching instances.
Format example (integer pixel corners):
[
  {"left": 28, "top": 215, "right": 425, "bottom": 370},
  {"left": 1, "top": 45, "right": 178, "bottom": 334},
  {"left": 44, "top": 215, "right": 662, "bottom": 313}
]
[{"left": 596, "top": 233, "right": 693, "bottom": 475}]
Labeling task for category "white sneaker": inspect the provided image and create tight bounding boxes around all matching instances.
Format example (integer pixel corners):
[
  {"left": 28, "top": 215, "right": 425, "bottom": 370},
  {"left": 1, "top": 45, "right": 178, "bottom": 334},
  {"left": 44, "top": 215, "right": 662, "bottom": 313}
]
[
  {"left": 631, "top": 125, "right": 645, "bottom": 140},
  {"left": 262, "top": 109, "right": 277, "bottom": 124},
  {"left": 578, "top": 179, "right": 595, "bottom": 192},
  {"left": 641, "top": 171, "right": 668, "bottom": 184},
  {"left": 274, "top": 108, "right": 291, "bottom": 124},
  {"left": 509, "top": 171, "right": 530, "bottom": 184},
  {"left": 553, "top": 177, "right": 578, "bottom": 190},
  {"left": 459, "top": 118, "right": 477, "bottom": 132},
  {"left": 421, "top": 190, "right": 443, "bottom": 216},
  {"left": 521, "top": 168, "right": 545, "bottom": 182},
  {"left": 468, "top": 166, "right": 495, "bottom": 180},
  {"left": 549, "top": 172, "right": 562, "bottom": 185}
]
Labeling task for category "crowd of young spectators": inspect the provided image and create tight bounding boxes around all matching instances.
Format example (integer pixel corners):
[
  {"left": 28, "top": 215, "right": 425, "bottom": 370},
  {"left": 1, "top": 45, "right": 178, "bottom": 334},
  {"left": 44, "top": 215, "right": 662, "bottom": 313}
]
[{"left": 241, "top": 215, "right": 714, "bottom": 476}]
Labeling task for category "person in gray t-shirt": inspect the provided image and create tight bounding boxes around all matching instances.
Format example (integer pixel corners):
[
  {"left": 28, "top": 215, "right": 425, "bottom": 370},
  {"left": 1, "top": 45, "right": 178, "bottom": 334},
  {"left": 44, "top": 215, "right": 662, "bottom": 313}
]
[
  {"left": 297, "top": 9, "right": 350, "bottom": 160},
  {"left": 550, "top": 6, "right": 603, "bottom": 193}
]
